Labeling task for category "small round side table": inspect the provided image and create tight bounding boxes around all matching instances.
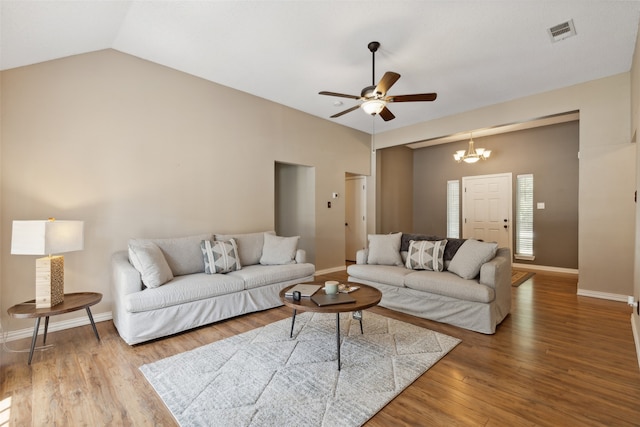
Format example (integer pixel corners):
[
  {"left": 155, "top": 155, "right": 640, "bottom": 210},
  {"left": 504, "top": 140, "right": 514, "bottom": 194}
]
[{"left": 8, "top": 292, "right": 102, "bottom": 365}]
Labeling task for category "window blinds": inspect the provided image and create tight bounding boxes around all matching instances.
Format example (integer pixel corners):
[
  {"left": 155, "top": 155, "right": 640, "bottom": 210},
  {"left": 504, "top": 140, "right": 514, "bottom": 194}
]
[
  {"left": 447, "top": 180, "right": 460, "bottom": 238},
  {"left": 516, "top": 174, "right": 534, "bottom": 257}
]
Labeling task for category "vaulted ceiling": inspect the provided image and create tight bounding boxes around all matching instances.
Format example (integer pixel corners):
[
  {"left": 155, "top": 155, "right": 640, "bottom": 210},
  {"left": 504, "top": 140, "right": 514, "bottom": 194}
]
[{"left": 2, "top": 1, "right": 639, "bottom": 134}]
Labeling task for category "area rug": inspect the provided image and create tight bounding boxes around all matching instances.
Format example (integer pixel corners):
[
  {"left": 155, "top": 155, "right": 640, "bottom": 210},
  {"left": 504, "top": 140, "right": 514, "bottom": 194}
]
[
  {"left": 140, "top": 311, "right": 460, "bottom": 427},
  {"left": 512, "top": 270, "right": 535, "bottom": 287}
]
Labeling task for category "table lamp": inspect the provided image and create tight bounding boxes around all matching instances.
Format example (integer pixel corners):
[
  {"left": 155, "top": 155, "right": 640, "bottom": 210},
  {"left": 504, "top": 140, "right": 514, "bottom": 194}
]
[{"left": 11, "top": 218, "right": 84, "bottom": 308}]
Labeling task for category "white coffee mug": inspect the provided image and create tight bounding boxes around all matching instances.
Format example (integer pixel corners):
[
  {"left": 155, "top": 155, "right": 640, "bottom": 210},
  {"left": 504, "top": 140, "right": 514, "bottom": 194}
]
[{"left": 325, "top": 281, "right": 339, "bottom": 294}]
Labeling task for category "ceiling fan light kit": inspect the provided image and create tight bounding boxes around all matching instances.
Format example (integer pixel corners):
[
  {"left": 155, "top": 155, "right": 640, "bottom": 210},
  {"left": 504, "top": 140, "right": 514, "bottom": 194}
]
[
  {"left": 319, "top": 41, "right": 437, "bottom": 121},
  {"left": 453, "top": 134, "right": 491, "bottom": 164},
  {"left": 362, "top": 99, "right": 386, "bottom": 115}
]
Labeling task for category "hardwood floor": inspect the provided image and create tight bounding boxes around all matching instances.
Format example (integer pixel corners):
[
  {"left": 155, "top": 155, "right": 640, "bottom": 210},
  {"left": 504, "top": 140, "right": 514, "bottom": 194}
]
[{"left": 2, "top": 270, "right": 639, "bottom": 426}]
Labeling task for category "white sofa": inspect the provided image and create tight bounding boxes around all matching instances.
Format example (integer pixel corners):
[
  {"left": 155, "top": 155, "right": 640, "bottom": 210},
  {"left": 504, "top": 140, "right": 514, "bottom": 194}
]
[
  {"left": 347, "top": 233, "right": 511, "bottom": 334},
  {"left": 111, "top": 231, "right": 315, "bottom": 344}
]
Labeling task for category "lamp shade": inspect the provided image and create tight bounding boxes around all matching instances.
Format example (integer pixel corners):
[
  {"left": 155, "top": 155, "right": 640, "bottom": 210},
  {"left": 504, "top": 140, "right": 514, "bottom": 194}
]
[{"left": 11, "top": 220, "right": 84, "bottom": 255}]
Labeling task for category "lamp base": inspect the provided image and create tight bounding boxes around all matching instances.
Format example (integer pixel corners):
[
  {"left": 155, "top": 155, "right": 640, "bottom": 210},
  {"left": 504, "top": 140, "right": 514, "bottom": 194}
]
[{"left": 35, "top": 255, "right": 64, "bottom": 308}]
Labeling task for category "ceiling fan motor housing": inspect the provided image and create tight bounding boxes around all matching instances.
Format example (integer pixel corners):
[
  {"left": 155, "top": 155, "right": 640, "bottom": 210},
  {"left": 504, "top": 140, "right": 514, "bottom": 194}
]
[{"left": 361, "top": 85, "right": 378, "bottom": 98}]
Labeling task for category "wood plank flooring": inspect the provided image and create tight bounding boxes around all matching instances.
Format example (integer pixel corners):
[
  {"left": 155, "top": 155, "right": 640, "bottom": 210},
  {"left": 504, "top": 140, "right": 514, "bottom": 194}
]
[{"left": 2, "top": 270, "right": 640, "bottom": 426}]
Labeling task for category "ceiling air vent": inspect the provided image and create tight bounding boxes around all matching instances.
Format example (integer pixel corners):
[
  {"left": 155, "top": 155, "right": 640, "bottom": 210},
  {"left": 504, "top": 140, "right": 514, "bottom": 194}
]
[{"left": 548, "top": 19, "right": 577, "bottom": 43}]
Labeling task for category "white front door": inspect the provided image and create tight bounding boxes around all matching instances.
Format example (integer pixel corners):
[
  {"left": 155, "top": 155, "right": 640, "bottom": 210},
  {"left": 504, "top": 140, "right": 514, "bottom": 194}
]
[
  {"left": 345, "top": 176, "right": 366, "bottom": 262},
  {"left": 462, "top": 173, "right": 512, "bottom": 251}
]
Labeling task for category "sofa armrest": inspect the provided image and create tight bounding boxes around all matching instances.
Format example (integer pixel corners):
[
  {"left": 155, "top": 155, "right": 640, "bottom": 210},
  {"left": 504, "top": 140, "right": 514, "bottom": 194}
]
[
  {"left": 295, "top": 249, "right": 306, "bottom": 264},
  {"left": 111, "top": 250, "right": 143, "bottom": 297},
  {"left": 356, "top": 249, "right": 369, "bottom": 265},
  {"left": 479, "top": 247, "right": 511, "bottom": 289},
  {"left": 479, "top": 247, "right": 512, "bottom": 321}
]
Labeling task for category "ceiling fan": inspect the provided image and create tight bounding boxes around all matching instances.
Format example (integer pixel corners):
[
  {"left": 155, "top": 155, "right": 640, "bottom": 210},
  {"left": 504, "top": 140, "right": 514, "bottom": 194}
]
[{"left": 319, "top": 41, "right": 437, "bottom": 121}]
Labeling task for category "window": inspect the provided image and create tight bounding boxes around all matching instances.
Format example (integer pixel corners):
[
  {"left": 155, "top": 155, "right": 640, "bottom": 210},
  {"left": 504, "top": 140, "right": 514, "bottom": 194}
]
[
  {"left": 447, "top": 180, "right": 460, "bottom": 238},
  {"left": 516, "top": 174, "right": 534, "bottom": 259}
]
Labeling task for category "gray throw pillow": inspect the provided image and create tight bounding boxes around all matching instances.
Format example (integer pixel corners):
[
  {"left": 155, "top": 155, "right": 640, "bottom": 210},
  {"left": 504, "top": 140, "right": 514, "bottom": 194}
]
[
  {"left": 201, "top": 239, "right": 241, "bottom": 274},
  {"left": 406, "top": 239, "right": 447, "bottom": 271},
  {"left": 128, "top": 241, "right": 174, "bottom": 288},
  {"left": 447, "top": 239, "right": 498, "bottom": 279},
  {"left": 260, "top": 234, "right": 299, "bottom": 265},
  {"left": 367, "top": 233, "right": 403, "bottom": 266}
]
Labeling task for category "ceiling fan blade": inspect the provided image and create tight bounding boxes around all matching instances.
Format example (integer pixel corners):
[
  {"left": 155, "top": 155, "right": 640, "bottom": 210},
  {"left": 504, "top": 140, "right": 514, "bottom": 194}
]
[
  {"left": 375, "top": 72, "right": 401, "bottom": 95},
  {"left": 319, "top": 91, "right": 361, "bottom": 100},
  {"left": 330, "top": 105, "right": 361, "bottom": 118},
  {"left": 388, "top": 93, "right": 438, "bottom": 103},
  {"left": 379, "top": 106, "right": 395, "bottom": 121}
]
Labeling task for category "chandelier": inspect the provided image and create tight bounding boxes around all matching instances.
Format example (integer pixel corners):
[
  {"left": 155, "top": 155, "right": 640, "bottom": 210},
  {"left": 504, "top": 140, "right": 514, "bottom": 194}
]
[{"left": 453, "top": 133, "right": 491, "bottom": 163}]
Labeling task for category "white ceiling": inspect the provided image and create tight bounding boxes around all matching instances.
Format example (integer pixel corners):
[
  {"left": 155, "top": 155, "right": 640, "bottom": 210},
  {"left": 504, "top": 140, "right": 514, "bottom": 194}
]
[{"left": 2, "top": 1, "right": 639, "bottom": 134}]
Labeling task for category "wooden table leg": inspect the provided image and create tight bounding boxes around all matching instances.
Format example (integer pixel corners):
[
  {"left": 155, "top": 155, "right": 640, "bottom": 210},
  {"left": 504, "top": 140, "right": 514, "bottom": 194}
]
[
  {"left": 28, "top": 318, "right": 41, "bottom": 365},
  {"left": 86, "top": 307, "right": 100, "bottom": 341}
]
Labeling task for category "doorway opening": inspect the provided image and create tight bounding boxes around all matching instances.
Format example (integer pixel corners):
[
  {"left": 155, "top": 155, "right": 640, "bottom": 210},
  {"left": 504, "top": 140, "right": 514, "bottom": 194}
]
[
  {"left": 275, "top": 162, "right": 316, "bottom": 264},
  {"left": 345, "top": 174, "right": 367, "bottom": 262}
]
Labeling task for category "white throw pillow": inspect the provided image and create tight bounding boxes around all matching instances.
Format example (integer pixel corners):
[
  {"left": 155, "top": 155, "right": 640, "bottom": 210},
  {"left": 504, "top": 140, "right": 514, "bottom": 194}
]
[
  {"left": 201, "top": 239, "right": 241, "bottom": 274},
  {"left": 367, "top": 233, "right": 403, "bottom": 266},
  {"left": 447, "top": 239, "right": 498, "bottom": 279},
  {"left": 406, "top": 239, "right": 448, "bottom": 271},
  {"left": 128, "top": 241, "right": 174, "bottom": 288},
  {"left": 260, "top": 234, "right": 299, "bottom": 265},
  {"left": 215, "top": 231, "right": 275, "bottom": 266},
  {"left": 129, "top": 233, "right": 211, "bottom": 276}
]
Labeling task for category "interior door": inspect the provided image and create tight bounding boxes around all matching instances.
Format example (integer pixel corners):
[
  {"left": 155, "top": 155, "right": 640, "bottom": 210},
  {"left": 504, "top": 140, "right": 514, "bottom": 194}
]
[
  {"left": 345, "top": 176, "right": 366, "bottom": 262},
  {"left": 462, "top": 173, "right": 512, "bottom": 251}
]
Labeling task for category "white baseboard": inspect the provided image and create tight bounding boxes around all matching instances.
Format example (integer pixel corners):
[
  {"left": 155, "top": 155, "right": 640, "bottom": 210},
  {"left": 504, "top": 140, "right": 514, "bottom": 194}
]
[
  {"left": 632, "top": 314, "right": 640, "bottom": 371},
  {"left": 512, "top": 263, "right": 578, "bottom": 275},
  {"left": 2, "top": 311, "right": 112, "bottom": 343},
  {"left": 575, "top": 289, "right": 629, "bottom": 302},
  {"left": 315, "top": 265, "right": 347, "bottom": 276}
]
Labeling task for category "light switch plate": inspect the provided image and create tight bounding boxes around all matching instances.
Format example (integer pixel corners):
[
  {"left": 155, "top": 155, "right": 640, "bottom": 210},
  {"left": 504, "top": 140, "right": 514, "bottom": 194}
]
[{"left": 537, "top": 202, "right": 545, "bottom": 209}]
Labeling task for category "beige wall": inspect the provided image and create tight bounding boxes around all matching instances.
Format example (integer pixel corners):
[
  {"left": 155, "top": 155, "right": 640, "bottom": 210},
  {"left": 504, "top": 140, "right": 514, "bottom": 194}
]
[
  {"left": 376, "top": 73, "right": 636, "bottom": 297},
  {"left": 0, "top": 49, "right": 371, "bottom": 328},
  {"left": 630, "top": 18, "right": 640, "bottom": 361},
  {"left": 377, "top": 146, "right": 413, "bottom": 233}
]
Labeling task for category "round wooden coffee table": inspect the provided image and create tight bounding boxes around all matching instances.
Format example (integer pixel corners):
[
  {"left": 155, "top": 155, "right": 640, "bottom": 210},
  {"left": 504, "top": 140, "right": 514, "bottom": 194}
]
[{"left": 279, "top": 282, "right": 381, "bottom": 370}]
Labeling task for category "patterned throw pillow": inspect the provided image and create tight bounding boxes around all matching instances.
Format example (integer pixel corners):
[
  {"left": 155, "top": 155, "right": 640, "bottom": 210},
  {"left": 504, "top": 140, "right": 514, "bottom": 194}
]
[
  {"left": 200, "top": 239, "right": 242, "bottom": 274},
  {"left": 405, "top": 239, "right": 448, "bottom": 272}
]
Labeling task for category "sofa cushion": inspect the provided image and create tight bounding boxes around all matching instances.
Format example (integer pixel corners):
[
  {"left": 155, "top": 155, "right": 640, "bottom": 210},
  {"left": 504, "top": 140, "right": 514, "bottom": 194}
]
[
  {"left": 406, "top": 239, "right": 447, "bottom": 272},
  {"left": 227, "top": 263, "right": 315, "bottom": 290},
  {"left": 259, "top": 234, "right": 300, "bottom": 265},
  {"left": 201, "top": 239, "right": 241, "bottom": 274},
  {"left": 367, "top": 233, "right": 403, "bottom": 266},
  {"left": 128, "top": 241, "right": 174, "bottom": 288},
  {"left": 404, "top": 270, "right": 495, "bottom": 303},
  {"left": 124, "top": 273, "right": 245, "bottom": 313},
  {"left": 215, "top": 231, "right": 275, "bottom": 266},
  {"left": 130, "top": 233, "right": 211, "bottom": 276},
  {"left": 448, "top": 239, "right": 498, "bottom": 279},
  {"left": 347, "top": 263, "right": 412, "bottom": 287}
]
